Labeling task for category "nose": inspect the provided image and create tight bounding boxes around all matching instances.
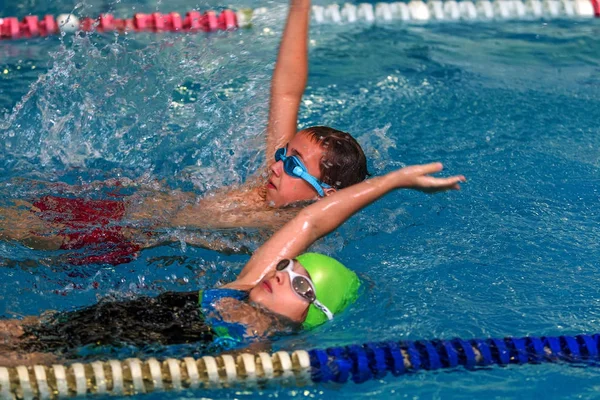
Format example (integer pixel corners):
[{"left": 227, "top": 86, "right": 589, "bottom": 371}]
[
  {"left": 270, "top": 160, "right": 283, "bottom": 177},
  {"left": 274, "top": 270, "right": 287, "bottom": 286}
]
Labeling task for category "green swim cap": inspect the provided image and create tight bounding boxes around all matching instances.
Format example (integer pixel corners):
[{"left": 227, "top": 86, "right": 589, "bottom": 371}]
[{"left": 297, "top": 253, "right": 361, "bottom": 330}]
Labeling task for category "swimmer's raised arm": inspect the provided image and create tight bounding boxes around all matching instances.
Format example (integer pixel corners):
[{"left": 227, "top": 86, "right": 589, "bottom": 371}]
[
  {"left": 265, "top": 0, "right": 311, "bottom": 162},
  {"left": 227, "top": 163, "right": 466, "bottom": 289}
]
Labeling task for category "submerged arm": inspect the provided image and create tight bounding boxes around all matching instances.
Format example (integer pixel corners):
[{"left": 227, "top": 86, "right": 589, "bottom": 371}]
[
  {"left": 265, "top": 0, "right": 311, "bottom": 162},
  {"left": 227, "top": 163, "right": 466, "bottom": 289}
]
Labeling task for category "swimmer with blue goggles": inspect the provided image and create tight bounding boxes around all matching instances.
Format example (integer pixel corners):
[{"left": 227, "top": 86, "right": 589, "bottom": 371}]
[{"left": 274, "top": 147, "right": 332, "bottom": 197}]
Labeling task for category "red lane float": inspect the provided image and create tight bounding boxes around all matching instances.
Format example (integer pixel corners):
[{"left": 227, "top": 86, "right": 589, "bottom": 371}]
[
  {"left": 0, "top": 10, "right": 239, "bottom": 40},
  {"left": 1, "top": 1, "right": 599, "bottom": 40},
  {"left": 592, "top": 0, "right": 600, "bottom": 16}
]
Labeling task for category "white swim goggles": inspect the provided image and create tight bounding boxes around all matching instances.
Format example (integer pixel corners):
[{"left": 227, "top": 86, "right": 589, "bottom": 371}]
[{"left": 276, "top": 259, "right": 333, "bottom": 320}]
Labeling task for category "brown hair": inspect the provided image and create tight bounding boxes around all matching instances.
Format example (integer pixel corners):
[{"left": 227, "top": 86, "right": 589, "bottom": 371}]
[{"left": 301, "top": 126, "right": 369, "bottom": 189}]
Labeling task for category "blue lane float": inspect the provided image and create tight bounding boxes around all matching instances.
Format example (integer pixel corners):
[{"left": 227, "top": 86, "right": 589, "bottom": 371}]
[
  {"left": 2, "top": 333, "right": 600, "bottom": 398},
  {"left": 311, "top": 335, "right": 561, "bottom": 384}
]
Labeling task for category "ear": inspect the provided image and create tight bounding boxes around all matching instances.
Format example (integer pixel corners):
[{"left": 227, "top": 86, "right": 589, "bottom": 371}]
[{"left": 323, "top": 187, "right": 337, "bottom": 197}]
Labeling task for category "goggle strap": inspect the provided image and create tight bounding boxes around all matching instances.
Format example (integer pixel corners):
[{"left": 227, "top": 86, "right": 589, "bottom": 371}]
[
  {"left": 296, "top": 169, "right": 327, "bottom": 197},
  {"left": 313, "top": 299, "right": 334, "bottom": 320}
]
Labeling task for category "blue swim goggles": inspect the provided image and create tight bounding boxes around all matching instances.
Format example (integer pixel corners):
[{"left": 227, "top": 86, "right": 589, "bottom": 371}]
[{"left": 275, "top": 147, "right": 331, "bottom": 197}]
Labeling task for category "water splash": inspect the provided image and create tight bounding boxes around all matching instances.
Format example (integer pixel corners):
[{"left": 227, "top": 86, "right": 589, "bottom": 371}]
[{"left": 1, "top": 18, "right": 282, "bottom": 192}]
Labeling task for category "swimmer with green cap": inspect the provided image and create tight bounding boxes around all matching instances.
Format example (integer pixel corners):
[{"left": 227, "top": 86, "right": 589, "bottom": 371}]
[
  {"left": 0, "top": 163, "right": 464, "bottom": 366},
  {"left": 243, "top": 253, "right": 361, "bottom": 331}
]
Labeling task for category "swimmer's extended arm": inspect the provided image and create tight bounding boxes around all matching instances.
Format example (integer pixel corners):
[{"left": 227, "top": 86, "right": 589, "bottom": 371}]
[
  {"left": 265, "top": 0, "right": 311, "bottom": 162},
  {"left": 227, "top": 163, "right": 466, "bottom": 288}
]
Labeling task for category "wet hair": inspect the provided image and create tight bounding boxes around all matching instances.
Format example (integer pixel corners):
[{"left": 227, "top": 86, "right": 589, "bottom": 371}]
[
  {"left": 301, "top": 126, "right": 369, "bottom": 189},
  {"left": 19, "top": 292, "right": 213, "bottom": 356}
]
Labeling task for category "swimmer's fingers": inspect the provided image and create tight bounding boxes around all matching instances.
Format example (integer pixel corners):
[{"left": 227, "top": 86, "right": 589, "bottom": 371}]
[
  {"left": 391, "top": 162, "right": 466, "bottom": 192},
  {"left": 398, "top": 162, "right": 444, "bottom": 177},
  {"left": 415, "top": 174, "right": 466, "bottom": 193}
]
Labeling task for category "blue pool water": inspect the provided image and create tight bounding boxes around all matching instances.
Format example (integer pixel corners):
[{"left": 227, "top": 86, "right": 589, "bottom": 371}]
[{"left": 1, "top": 0, "right": 600, "bottom": 398}]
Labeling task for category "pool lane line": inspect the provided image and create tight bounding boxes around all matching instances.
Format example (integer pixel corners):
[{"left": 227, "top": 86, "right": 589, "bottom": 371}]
[
  {"left": 0, "top": 11, "right": 238, "bottom": 40},
  {"left": 592, "top": 0, "right": 600, "bottom": 15},
  {"left": 1, "top": 0, "right": 599, "bottom": 41},
  {"left": 1, "top": 334, "right": 600, "bottom": 398}
]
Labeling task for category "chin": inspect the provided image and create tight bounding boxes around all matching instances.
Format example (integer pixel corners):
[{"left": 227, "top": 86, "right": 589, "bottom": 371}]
[
  {"left": 269, "top": 198, "right": 284, "bottom": 208},
  {"left": 248, "top": 286, "right": 262, "bottom": 303},
  {"left": 264, "top": 193, "right": 279, "bottom": 208}
]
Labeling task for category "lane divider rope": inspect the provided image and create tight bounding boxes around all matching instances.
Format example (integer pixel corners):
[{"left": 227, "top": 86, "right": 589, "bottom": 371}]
[
  {"left": 2, "top": 334, "right": 600, "bottom": 398},
  {"left": 0, "top": 0, "right": 598, "bottom": 40}
]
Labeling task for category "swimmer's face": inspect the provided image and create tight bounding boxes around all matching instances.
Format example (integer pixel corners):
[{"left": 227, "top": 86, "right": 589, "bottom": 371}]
[
  {"left": 249, "top": 261, "right": 311, "bottom": 323},
  {"left": 266, "top": 131, "right": 328, "bottom": 208}
]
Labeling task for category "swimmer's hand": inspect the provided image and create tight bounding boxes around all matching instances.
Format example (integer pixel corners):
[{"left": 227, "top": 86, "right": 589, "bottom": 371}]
[{"left": 393, "top": 162, "right": 466, "bottom": 193}]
